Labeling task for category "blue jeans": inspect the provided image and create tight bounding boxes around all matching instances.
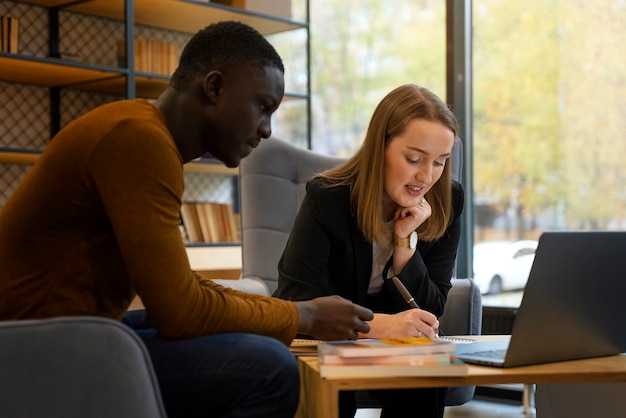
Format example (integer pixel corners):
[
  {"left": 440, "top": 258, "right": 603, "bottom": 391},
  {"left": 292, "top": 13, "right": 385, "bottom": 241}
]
[{"left": 123, "top": 310, "right": 300, "bottom": 418}]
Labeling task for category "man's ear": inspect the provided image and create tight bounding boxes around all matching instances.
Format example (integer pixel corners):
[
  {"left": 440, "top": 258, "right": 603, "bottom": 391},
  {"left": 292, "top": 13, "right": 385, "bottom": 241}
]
[{"left": 203, "top": 71, "right": 224, "bottom": 103}]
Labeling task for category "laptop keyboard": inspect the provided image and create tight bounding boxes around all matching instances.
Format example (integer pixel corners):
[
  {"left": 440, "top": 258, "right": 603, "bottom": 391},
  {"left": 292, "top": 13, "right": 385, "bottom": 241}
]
[{"left": 467, "top": 349, "right": 507, "bottom": 359}]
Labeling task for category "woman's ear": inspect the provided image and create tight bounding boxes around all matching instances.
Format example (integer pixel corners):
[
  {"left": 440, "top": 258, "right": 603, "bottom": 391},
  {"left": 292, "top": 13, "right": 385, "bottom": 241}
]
[{"left": 203, "top": 71, "right": 224, "bottom": 103}]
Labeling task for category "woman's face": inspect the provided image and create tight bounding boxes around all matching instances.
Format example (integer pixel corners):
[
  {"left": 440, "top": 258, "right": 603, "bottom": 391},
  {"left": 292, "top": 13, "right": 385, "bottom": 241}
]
[{"left": 383, "top": 119, "right": 455, "bottom": 209}]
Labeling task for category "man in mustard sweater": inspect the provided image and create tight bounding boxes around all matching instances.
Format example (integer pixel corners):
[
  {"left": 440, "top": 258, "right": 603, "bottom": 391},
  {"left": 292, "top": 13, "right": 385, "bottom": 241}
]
[{"left": 0, "top": 21, "right": 373, "bottom": 417}]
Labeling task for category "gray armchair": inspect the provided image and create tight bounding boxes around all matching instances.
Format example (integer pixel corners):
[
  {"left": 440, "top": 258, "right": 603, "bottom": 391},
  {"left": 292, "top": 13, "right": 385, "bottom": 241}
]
[
  {"left": 235, "top": 137, "right": 482, "bottom": 407},
  {"left": 0, "top": 316, "right": 167, "bottom": 418}
]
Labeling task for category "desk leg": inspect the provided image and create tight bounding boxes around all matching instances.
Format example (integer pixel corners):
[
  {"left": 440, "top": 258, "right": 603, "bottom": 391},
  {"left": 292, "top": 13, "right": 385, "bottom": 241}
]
[
  {"left": 296, "top": 359, "right": 339, "bottom": 418},
  {"left": 522, "top": 384, "right": 536, "bottom": 416},
  {"left": 319, "top": 381, "right": 339, "bottom": 418}
]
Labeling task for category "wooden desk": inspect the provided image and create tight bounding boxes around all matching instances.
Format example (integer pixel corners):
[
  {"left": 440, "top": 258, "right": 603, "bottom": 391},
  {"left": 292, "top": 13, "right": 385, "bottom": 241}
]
[{"left": 295, "top": 341, "right": 626, "bottom": 418}]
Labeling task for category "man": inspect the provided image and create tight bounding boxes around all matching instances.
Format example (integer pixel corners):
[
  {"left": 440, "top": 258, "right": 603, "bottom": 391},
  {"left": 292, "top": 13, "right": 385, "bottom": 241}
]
[{"left": 0, "top": 21, "right": 373, "bottom": 418}]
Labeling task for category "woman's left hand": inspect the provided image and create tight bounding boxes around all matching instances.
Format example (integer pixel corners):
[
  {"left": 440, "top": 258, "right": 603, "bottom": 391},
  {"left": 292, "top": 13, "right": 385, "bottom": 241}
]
[{"left": 393, "top": 198, "right": 431, "bottom": 238}]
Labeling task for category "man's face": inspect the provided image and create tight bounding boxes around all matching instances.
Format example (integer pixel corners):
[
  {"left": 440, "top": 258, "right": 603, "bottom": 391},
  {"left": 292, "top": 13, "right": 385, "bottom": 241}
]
[{"left": 206, "top": 66, "right": 285, "bottom": 168}]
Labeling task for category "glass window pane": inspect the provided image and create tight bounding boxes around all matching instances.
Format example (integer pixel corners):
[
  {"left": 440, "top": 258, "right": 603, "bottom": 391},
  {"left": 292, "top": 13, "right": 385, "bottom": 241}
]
[
  {"left": 473, "top": 0, "right": 626, "bottom": 307},
  {"left": 306, "top": 0, "right": 446, "bottom": 155}
]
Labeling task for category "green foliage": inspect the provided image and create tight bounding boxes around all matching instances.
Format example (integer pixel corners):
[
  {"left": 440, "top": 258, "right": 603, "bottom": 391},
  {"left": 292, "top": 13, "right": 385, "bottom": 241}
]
[
  {"left": 474, "top": 0, "right": 626, "bottom": 235},
  {"left": 275, "top": 0, "right": 626, "bottom": 235},
  {"left": 308, "top": 0, "right": 446, "bottom": 156}
]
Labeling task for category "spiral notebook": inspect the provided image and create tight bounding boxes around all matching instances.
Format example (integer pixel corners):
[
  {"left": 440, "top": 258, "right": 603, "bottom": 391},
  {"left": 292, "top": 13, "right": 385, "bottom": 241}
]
[{"left": 440, "top": 336, "right": 476, "bottom": 344}]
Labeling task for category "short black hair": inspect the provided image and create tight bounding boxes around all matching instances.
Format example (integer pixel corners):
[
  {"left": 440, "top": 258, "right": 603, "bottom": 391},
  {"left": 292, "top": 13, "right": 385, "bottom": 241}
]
[{"left": 170, "top": 21, "right": 284, "bottom": 90}]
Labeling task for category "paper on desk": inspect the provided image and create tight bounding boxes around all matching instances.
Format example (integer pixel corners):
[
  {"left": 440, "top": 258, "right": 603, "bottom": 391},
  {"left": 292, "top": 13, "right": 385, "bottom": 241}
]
[
  {"left": 289, "top": 339, "right": 319, "bottom": 356},
  {"left": 440, "top": 336, "right": 477, "bottom": 344}
]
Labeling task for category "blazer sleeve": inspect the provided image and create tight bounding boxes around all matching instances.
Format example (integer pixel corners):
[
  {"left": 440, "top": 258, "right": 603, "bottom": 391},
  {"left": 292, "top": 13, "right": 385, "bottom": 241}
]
[{"left": 275, "top": 178, "right": 369, "bottom": 302}]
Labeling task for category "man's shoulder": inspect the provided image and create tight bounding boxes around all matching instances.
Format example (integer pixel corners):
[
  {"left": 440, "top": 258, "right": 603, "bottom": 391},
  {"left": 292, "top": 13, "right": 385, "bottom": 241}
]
[{"left": 89, "top": 98, "right": 151, "bottom": 115}]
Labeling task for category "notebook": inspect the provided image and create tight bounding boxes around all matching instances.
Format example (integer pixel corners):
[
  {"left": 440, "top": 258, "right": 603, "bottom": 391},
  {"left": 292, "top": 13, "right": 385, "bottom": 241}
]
[{"left": 455, "top": 231, "right": 626, "bottom": 367}]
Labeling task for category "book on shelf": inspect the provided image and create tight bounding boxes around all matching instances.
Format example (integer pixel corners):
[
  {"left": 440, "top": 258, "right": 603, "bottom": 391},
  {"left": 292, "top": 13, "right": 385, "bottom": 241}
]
[
  {"left": 117, "top": 38, "right": 179, "bottom": 75},
  {"left": 195, "top": 202, "right": 215, "bottom": 243},
  {"left": 229, "top": 210, "right": 241, "bottom": 242},
  {"left": 180, "top": 202, "right": 203, "bottom": 243},
  {"left": 210, "top": 0, "right": 292, "bottom": 19},
  {"left": 1, "top": 16, "right": 7, "bottom": 52},
  {"left": 199, "top": 202, "right": 221, "bottom": 243},
  {"left": 1, "top": 16, "right": 19, "bottom": 53},
  {"left": 318, "top": 337, "right": 457, "bottom": 358},
  {"left": 180, "top": 202, "right": 239, "bottom": 244},
  {"left": 217, "top": 203, "right": 232, "bottom": 242},
  {"left": 318, "top": 355, "right": 469, "bottom": 378},
  {"left": 167, "top": 42, "right": 179, "bottom": 75},
  {"left": 135, "top": 38, "right": 149, "bottom": 72}
]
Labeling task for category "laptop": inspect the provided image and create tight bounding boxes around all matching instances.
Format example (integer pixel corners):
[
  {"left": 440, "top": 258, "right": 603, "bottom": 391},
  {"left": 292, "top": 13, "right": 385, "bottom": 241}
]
[{"left": 455, "top": 231, "right": 626, "bottom": 367}]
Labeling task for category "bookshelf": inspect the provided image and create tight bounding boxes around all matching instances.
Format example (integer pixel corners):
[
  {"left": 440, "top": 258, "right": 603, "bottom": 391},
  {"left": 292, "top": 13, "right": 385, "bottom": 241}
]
[{"left": 0, "top": 0, "right": 309, "bottom": 259}]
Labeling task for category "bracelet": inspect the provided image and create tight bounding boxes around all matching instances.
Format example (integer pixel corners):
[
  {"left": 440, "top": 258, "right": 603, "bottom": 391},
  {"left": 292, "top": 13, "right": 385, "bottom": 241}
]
[{"left": 392, "top": 231, "right": 418, "bottom": 249}]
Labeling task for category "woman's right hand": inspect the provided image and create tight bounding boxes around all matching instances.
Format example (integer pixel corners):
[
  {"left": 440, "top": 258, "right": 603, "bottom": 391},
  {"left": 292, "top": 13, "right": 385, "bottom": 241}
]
[{"left": 360, "top": 309, "right": 440, "bottom": 340}]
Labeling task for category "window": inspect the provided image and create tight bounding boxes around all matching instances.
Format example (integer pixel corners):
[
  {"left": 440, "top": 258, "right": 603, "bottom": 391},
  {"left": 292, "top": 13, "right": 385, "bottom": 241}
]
[
  {"left": 278, "top": 0, "right": 626, "bottom": 309},
  {"left": 275, "top": 0, "right": 446, "bottom": 155},
  {"left": 473, "top": 0, "right": 626, "bottom": 307}
]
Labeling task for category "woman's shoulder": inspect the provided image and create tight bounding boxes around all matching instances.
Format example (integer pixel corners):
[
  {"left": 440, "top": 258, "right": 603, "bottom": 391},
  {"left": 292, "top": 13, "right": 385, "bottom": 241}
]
[
  {"left": 451, "top": 181, "right": 465, "bottom": 218},
  {"left": 306, "top": 177, "right": 350, "bottom": 197},
  {"left": 304, "top": 177, "right": 352, "bottom": 216},
  {"left": 452, "top": 180, "right": 464, "bottom": 196}
]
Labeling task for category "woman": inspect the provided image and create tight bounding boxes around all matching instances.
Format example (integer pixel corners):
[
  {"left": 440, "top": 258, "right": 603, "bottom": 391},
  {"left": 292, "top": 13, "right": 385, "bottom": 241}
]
[{"left": 274, "top": 84, "right": 464, "bottom": 418}]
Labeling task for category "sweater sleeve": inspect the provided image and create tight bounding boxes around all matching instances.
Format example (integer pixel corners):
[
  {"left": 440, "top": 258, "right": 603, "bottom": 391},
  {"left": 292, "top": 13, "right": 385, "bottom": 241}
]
[{"left": 88, "top": 118, "right": 298, "bottom": 344}]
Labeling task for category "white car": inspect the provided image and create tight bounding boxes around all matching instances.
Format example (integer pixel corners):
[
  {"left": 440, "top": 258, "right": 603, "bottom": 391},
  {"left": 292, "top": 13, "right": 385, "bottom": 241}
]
[{"left": 472, "top": 240, "right": 538, "bottom": 295}]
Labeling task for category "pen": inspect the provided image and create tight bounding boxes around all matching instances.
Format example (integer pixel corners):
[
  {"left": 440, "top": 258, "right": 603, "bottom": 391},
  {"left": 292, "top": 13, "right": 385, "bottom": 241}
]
[
  {"left": 390, "top": 276, "right": 440, "bottom": 340},
  {"left": 391, "top": 276, "right": 420, "bottom": 309}
]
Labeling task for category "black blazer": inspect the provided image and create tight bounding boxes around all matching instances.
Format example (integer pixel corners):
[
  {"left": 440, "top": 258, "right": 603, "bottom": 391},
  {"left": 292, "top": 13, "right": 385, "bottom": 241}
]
[{"left": 274, "top": 178, "right": 465, "bottom": 318}]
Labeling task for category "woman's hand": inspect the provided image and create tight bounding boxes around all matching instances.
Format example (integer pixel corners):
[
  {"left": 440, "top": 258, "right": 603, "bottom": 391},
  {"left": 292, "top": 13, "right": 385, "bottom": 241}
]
[
  {"left": 391, "top": 198, "right": 431, "bottom": 273},
  {"left": 393, "top": 198, "right": 431, "bottom": 239},
  {"left": 358, "top": 309, "right": 439, "bottom": 340}
]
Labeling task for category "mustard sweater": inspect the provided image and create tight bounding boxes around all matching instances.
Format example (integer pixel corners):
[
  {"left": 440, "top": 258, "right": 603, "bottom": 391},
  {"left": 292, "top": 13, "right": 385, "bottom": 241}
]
[{"left": 0, "top": 99, "right": 298, "bottom": 344}]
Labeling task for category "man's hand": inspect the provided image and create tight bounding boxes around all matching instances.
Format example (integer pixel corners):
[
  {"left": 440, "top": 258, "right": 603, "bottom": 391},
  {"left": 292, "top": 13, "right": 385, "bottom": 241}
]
[{"left": 295, "top": 295, "right": 374, "bottom": 341}]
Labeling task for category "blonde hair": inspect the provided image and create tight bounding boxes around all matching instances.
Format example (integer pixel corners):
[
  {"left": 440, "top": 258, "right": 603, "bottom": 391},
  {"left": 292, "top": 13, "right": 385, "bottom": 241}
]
[{"left": 317, "top": 84, "right": 459, "bottom": 246}]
